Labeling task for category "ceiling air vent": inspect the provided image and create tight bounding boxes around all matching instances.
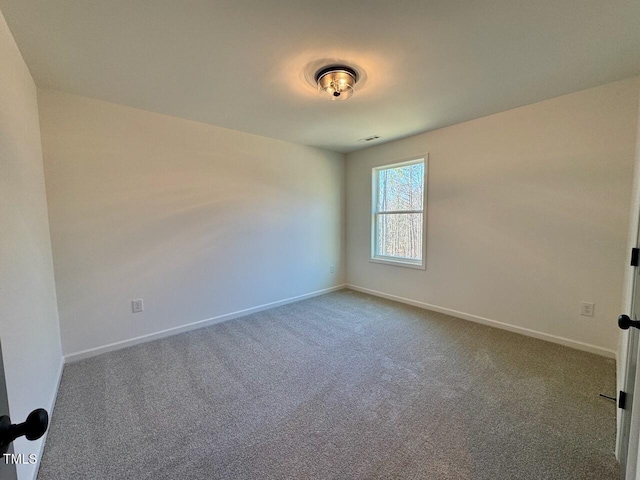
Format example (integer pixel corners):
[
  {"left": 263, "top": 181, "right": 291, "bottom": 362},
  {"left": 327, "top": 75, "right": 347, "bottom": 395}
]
[{"left": 358, "top": 135, "right": 381, "bottom": 142}]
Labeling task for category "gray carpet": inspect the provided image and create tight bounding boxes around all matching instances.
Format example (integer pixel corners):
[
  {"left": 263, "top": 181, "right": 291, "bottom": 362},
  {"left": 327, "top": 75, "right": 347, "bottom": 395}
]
[{"left": 38, "top": 290, "right": 618, "bottom": 479}]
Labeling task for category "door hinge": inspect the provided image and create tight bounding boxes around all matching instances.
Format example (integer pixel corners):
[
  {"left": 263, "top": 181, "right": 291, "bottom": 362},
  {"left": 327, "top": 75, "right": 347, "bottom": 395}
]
[
  {"left": 631, "top": 248, "right": 639, "bottom": 266},
  {"left": 619, "top": 391, "right": 627, "bottom": 409}
]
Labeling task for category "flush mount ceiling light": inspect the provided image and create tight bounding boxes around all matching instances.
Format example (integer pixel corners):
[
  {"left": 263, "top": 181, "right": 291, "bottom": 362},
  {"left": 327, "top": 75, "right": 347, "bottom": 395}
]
[{"left": 315, "top": 66, "right": 358, "bottom": 101}]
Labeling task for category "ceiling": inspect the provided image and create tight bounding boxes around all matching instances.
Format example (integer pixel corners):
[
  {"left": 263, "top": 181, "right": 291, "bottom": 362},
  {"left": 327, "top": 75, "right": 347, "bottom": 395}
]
[{"left": 1, "top": 1, "right": 639, "bottom": 153}]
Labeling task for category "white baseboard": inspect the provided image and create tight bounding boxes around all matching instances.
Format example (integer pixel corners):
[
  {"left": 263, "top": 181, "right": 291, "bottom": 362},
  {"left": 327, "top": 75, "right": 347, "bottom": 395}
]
[
  {"left": 65, "top": 284, "right": 348, "bottom": 363},
  {"left": 30, "top": 354, "right": 65, "bottom": 480},
  {"left": 346, "top": 284, "right": 616, "bottom": 358}
]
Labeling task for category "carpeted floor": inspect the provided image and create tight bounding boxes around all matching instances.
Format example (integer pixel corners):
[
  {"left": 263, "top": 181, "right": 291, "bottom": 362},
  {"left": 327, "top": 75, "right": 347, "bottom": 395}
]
[{"left": 38, "top": 290, "right": 618, "bottom": 479}]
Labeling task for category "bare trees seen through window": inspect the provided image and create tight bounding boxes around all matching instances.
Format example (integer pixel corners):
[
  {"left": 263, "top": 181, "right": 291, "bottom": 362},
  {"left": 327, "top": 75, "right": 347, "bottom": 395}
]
[{"left": 374, "top": 161, "right": 424, "bottom": 261}]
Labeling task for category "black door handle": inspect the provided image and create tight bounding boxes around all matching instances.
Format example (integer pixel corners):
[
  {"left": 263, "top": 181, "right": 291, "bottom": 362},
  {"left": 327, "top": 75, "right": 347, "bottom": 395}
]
[
  {"left": 0, "top": 408, "right": 48, "bottom": 455},
  {"left": 619, "top": 315, "right": 640, "bottom": 330}
]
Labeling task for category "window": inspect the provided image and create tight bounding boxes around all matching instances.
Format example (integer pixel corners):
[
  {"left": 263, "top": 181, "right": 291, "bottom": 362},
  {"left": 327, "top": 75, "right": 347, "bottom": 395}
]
[{"left": 371, "top": 157, "right": 426, "bottom": 268}]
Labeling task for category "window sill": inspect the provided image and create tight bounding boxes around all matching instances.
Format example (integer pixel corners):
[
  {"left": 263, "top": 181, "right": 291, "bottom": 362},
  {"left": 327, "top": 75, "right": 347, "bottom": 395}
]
[{"left": 370, "top": 257, "right": 426, "bottom": 270}]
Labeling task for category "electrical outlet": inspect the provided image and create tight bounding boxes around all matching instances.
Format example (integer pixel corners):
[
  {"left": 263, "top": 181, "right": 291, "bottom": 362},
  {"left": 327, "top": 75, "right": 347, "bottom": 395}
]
[
  {"left": 580, "top": 302, "right": 594, "bottom": 317},
  {"left": 132, "top": 299, "right": 144, "bottom": 313},
  {"left": 330, "top": 265, "right": 336, "bottom": 274}
]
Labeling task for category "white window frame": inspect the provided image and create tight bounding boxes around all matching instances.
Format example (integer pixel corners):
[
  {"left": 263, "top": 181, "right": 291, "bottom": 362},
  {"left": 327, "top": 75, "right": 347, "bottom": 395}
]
[{"left": 371, "top": 156, "right": 427, "bottom": 269}]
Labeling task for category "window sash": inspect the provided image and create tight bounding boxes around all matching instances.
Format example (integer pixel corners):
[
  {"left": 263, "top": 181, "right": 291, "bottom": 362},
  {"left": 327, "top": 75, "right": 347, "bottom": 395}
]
[
  {"left": 373, "top": 212, "right": 424, "bottom": 262},
  {"left": 374, "top": 209, "right": 422, "bottom": 215},
  {"left": 374, "top": 158, "right": 425, "bottom": 213}
]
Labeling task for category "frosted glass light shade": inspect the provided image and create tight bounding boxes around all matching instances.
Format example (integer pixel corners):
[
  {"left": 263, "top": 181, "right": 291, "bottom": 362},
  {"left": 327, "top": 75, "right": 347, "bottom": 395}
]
[{"left": 315, "top": 66, "right": 357, "bottom": 101}]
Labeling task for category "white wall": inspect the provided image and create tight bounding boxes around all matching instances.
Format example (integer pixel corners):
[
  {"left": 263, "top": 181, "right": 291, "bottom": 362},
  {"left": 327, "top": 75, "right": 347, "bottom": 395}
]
[
  {"left": 0, "top": 10, "right": 63, "bottom": 480},
  {"left": 37, "top": 89, "right": 345, "bottom": 358},
  {"left": 346, "top": 77, "right": 640, "bottom": 356}
]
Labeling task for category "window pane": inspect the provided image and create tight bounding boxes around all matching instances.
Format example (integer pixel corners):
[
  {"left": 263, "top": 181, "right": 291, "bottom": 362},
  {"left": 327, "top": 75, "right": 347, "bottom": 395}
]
[
  {"left": 377, "top": 162, "right": 424, "bottom": 212},
  {"left": 376, "top": 213, "right": 423, "bottom": 260}
]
